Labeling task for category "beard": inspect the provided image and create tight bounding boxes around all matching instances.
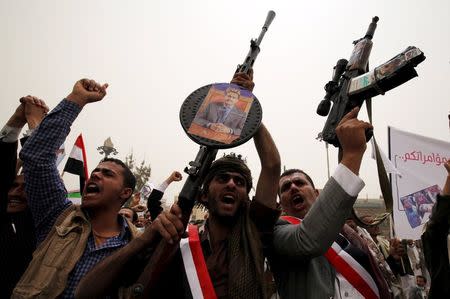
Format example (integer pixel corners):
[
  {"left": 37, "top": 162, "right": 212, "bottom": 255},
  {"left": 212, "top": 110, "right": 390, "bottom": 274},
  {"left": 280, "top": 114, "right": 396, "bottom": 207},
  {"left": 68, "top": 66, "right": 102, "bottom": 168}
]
[
  {"left": 213, "top": 209, "right": 241, "bottom": 226},
  {"left": 208, "top": 199, "right": 247, "bottom": 226}
]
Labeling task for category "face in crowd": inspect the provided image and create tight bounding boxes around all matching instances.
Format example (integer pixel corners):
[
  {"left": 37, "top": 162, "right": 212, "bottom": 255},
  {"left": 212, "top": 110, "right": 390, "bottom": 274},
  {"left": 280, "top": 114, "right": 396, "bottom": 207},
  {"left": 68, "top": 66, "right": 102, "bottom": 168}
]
[
  {"left": 203, "top": 171, "right": 249, "bottom": 221},
  {"left": 200, "top": 155, "right": 252, "bottom": 223},
  {"left": 361, "top": 215, "right": 381, "bottom": 238},
  {"left": 278, "top": 170, "right": 319, "bottom": 219},
  {"left": 416, "top": 276, "right": 426, "bottom": 288},
  {"left": 81, "top": 159, "right": 135, "bottom": 210},
  {"left": 135, "top": 215, "right": 150, "bottom": 228},
  {"left": 7, "top": 174, "right": 28, "bottom": 213}
]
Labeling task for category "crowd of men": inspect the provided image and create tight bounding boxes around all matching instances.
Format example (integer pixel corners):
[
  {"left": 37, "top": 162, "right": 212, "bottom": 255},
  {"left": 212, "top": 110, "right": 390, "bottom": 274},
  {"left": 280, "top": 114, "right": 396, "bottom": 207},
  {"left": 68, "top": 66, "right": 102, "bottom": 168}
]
[{"left": 0, "top": 72, "right": 448, "bottom": 299}]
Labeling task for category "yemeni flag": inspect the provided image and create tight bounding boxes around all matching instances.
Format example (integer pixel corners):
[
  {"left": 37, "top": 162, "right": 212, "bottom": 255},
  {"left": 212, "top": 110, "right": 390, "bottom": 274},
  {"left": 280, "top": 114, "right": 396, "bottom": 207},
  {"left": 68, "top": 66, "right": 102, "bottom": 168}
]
[
  {"left": 63, "top": 134, "right": 89, "bottom": 193},
  {"left": 67, "top": 190, "right": 82, "bottom": 205}
]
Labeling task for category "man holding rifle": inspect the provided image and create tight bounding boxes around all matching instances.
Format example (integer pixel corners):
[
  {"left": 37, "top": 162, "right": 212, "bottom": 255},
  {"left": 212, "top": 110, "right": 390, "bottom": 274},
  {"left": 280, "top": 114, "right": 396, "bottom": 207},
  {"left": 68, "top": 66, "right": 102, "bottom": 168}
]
[
  {"left": 271, "top": 107, "right": 391, "bottom": 299},
  {"left": 76, "top": 71, "right": 281, "bottom": 299}
]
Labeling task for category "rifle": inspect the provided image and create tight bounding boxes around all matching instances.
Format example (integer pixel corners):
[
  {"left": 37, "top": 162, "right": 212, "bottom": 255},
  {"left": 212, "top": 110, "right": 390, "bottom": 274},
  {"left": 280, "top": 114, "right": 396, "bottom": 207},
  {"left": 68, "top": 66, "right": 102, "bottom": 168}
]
[
  {"left": 317, "top": 16, "right": 425, "bottom": 147},
  {"left": 316, "top": 17, "right": 425, "bottom": 228},
  {"left": 131, "top": 11, "right": 275, "bottom": 297},
  {"left": 130, "top": 146, "right": 217, "bottom": 298}
]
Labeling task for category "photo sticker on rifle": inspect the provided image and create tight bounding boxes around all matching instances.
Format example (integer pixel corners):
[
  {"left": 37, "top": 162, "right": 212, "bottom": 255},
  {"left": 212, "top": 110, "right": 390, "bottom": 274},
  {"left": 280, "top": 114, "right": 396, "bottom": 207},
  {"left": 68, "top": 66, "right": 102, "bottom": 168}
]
[
  {"left": 376, "top": 57, "right": 403, "bottom": 79},
  {"left": 188, "top": 83, "right": 254, "bottom": 144}
]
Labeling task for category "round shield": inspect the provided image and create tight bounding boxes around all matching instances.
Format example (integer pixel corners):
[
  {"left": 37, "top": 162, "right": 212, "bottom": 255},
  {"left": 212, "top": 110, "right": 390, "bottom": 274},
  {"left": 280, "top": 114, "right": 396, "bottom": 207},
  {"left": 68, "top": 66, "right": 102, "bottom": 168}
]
[{"left": 180, "top": 83, "right": 262, "bottom": 149}]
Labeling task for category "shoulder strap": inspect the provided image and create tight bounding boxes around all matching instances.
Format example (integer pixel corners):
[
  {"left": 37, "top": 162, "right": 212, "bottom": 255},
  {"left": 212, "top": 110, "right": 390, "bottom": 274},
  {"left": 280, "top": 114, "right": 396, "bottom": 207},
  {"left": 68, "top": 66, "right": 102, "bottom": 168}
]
[
  {"left": 280, "top": 216, "right": 380, "bottom": 298},
  {"left": 180, "top": 224, "right": 217, "bottom": 299},
  {"left": 280, "top": 215, "right": 301, "bottom": 224}
]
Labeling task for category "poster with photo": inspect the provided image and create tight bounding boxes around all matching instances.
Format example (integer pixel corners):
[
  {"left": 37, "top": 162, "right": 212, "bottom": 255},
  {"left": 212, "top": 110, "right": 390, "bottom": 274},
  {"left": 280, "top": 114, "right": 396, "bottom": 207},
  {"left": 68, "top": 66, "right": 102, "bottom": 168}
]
[
  {"left": 390, "top": 126, "right": 450, "bottom": 239},
  {"left": 188, "top": 83, "right": 254, "bottom": 144}
]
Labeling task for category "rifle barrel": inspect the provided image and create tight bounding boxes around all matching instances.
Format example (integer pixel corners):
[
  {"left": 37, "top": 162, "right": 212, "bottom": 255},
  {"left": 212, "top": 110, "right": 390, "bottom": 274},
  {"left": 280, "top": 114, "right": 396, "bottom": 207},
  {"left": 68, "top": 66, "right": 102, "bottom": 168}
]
[
  {"left": 238, "top": 11, "right": 275, "bottom": 73},
  {"left": 264, "top": 10, "right": 276, "bottom": 29},
  {"left": 255, "top": 10, "right": 276, "bottom": 46},
  {"left": 364, "top": 16, "right": 379, "bottom": 40}
]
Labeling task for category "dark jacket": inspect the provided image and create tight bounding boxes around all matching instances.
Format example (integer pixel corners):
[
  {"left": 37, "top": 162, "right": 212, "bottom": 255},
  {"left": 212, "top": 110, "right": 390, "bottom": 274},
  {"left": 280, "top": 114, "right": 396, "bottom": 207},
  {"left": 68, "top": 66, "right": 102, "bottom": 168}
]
[
  {"left": 421, "top": 194, "right": 450, "bottom": 298},
  {"left": 0, "top": 139, "right": 36, "bottom": 298}
]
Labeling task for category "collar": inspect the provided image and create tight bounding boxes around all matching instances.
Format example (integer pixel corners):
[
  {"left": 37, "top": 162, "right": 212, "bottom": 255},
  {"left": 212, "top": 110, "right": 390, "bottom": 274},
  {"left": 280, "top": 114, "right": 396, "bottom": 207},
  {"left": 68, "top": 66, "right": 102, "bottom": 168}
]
[
  {"left": 117, "top": 214, "right": 131, "bottom": 239},
  {"left": 82, "top": 208, "right": 132, "bottom": 239},
  {"left": 197, "top": 220, "right": 231, "bottom": 257},
  {"left": 87, "top": 215, "right": 132, "bottom": 252}
]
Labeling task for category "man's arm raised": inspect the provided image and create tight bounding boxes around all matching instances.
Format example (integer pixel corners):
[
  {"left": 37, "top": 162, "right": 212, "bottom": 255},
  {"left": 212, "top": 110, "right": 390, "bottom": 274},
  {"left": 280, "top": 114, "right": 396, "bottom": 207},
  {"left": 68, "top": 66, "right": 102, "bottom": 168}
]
[
  {"left": 19, "top": 79, "right": 108, "bottom": 243},
  {"left": 253, "top": 123, "right": 281, "bottom": 209},
  {"left": 147, "top": 171, "right": 183, "bottom": 221},
  {"left": 22, "top": 95, "right": 49, "bottom": 129},
  {"left": 274, "top": 107, "right": 369, "bottom": 260},
  {"left": 232, "top": 70, "right": 280, "bottom": 209},
  {"left": 1, "top": 102, "right": 27, "bottom": 217},
  {"left": 66, "top": 79, "right": 108, "bottom": 108}
]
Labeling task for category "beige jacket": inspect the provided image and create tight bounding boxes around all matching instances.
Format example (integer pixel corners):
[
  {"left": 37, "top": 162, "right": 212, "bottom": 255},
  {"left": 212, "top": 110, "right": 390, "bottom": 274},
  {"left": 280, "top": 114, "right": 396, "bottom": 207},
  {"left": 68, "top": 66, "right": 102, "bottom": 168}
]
[{"left": 12, "top": 205, "right": 139, "bottom": 298}]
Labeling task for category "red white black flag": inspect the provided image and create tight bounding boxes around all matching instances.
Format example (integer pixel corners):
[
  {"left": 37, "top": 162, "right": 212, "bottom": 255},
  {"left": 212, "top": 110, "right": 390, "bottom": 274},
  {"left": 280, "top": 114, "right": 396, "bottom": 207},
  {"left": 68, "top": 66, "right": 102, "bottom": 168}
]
[{"left": 63, "top": 134, "right": 89, "bottom": 192}]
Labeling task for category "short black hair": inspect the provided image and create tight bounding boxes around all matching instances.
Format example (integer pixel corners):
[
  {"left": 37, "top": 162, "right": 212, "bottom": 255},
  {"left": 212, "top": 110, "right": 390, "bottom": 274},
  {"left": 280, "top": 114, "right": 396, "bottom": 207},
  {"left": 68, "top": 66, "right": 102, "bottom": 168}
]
[
  {"left": 280, "top": 168, "right": 316, "bottom": 190},
  {"left": 101, "top": 157, "right": 136, "bottom": 192}
]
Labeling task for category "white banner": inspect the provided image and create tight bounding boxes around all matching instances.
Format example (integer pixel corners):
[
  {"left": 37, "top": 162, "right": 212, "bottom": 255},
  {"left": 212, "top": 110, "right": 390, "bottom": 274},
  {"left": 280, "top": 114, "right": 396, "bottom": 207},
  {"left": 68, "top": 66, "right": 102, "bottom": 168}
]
[{"left": 389, "top": 126, "right": 449, "bottom": 240}]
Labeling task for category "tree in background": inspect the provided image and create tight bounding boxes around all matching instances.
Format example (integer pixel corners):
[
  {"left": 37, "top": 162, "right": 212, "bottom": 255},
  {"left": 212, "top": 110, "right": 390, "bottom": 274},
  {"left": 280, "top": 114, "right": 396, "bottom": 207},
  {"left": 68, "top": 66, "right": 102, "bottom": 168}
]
[{"left": 124, "top": 152, "right": 151, "bottom": 192}]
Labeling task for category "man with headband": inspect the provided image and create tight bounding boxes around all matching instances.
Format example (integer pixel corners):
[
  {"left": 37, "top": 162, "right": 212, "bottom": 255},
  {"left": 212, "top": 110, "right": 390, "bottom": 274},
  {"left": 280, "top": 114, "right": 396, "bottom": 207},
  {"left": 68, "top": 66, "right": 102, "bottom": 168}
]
[{"left": 76, "top": 72, "right": 281, "bottom": 299}]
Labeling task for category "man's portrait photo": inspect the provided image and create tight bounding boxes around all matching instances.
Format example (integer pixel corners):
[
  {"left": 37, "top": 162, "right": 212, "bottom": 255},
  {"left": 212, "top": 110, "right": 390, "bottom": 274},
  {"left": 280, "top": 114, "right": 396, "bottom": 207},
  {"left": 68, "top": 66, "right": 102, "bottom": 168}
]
[{"left": 188, "top": 83, "right": 254, "bottom": 144}]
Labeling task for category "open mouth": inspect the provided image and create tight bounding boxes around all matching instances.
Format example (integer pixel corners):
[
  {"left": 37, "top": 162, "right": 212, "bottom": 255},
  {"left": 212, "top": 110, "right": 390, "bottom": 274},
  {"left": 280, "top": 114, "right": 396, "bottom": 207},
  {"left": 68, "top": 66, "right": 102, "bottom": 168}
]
[
  {"left": 85, "top": 183, "right": 100, "bottom": 195},
  {"left": 221, "top": 194, "right": 236, "bottom": 205},
  {"left": 8, "top": 199, "right": 25, "bottom": 205},
  {"left": 7, "top": 197, "right": 27, "bottom": 212},
  {"left": 292, "top": 195, "right": 304, "bottom": 206}
]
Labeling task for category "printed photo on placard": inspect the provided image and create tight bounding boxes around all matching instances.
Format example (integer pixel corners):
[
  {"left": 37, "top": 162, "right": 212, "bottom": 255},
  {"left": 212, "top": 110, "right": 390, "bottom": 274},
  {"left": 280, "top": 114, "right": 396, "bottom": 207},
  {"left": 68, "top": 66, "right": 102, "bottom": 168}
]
[
  {"left": 188, "top": 83, "right": 254, "bottom": 144},
  {"left": 399, "top": 184, "right": 441, "bottom": 228}
]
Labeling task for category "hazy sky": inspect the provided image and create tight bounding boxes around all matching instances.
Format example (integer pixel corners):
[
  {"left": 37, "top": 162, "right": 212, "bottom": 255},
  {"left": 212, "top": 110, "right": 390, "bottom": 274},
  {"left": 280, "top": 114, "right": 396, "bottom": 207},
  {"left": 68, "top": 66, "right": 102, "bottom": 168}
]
[{"left": 1, "top": 0, "right": 449, "bottom": 204}]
